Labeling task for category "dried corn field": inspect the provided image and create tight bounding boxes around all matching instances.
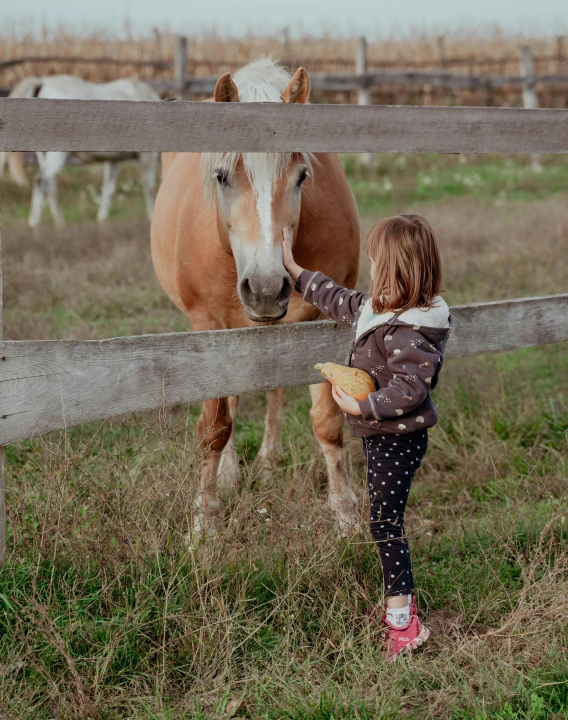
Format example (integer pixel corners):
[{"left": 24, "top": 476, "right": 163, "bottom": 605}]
[{"left": 2, "top": 27, "right": 568, "bottom": 106}]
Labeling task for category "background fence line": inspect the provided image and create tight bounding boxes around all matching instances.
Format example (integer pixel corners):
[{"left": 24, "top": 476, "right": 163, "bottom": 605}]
[{"left": 2, "top": 36, "right": 568, "bottom": 106}]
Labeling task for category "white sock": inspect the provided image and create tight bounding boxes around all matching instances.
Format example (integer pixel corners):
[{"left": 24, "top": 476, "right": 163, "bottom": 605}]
[{"left": 386, "top": 603, "right": 410, "bottom": 628}]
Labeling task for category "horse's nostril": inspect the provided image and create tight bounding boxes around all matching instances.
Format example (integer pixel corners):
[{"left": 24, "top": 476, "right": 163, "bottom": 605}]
[
  {"left": 279, "top": 276, "right": 292, "bottom": 305},
  {"left": 240, "top": 277, "right": 254, "bottom": 302}
]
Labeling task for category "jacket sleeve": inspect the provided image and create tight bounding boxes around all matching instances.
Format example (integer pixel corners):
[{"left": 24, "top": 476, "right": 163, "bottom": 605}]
[
  {"left": 358, "top": 326, "right": 442, "bottom": 422},
  {"left": 295, "top": 270, "right": 367, "bottom": 326}
]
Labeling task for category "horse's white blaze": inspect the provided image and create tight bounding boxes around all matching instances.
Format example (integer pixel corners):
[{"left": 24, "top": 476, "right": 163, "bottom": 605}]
[{"left": 255, "top": 176, "right": 274, "bottom": 250}]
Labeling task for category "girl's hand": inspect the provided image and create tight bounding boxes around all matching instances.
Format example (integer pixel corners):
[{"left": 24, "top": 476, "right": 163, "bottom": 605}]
[
  {"left": 331, "top": 385, "right": 363, "bottom": 416},
  {"left": 281, "top": 228, "right": 304, "bottom": 280}
]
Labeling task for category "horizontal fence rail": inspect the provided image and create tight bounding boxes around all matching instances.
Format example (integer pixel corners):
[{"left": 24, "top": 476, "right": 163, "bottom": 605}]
[
  {"left": 1, "top": 54, "right": 565, "bottom": 72},
  {"left": 0, "top": 56, "right": 170, "bottom": 70},
  {"left": 150, "top": 71, "right": 568, "bottom": 95},
  {"left": 4, "top": 73, "right": 568, "bottom": 100},
  {"left": 2, "top": 100, "right": 568, "bottom": 154},
  {"left": 1, "top": 294, "right": 567, "bottom": 446}
]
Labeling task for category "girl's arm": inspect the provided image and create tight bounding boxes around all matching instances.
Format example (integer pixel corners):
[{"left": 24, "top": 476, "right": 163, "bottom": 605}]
[
  {"left": 358, "top": 326, "right": 443, "bottom": 422},
  {"left": 281, "top": 230, "right": 367, "bottom": 326}
]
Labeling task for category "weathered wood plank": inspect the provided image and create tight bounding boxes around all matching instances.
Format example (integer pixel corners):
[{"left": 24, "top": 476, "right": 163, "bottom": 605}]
[
  {"left": 309, "top": 72, "right": 568, "bottom": 92},
  {"left": 149, "top": 72, "right": 568, "bottom": 95},
  {"left": 0, "top": 56, "right": 169, "bottom": 70},
  {"left": 520, "top": 47, "right": 542, "bottom": 171},
  {"left": 2, "top": 99, "right": 568, "bottom": 154},
  {"left": 0, "top": 294, "right": 566, "bottom": 446}
]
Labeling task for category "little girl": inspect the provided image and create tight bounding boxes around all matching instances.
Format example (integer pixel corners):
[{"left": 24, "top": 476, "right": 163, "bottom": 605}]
[{"left": 282, "top": 214, "right": 451, "bottom": 661}]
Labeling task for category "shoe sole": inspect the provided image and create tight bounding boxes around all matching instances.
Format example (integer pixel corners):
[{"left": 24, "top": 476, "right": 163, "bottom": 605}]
[{"left": 387, "top": 625, "right": 430, "bottom": 663}]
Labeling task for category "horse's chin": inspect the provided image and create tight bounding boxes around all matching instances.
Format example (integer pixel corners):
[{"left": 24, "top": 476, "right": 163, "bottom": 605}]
[{"left": 245, "top": 308, "right": 288, "bottom": 324}]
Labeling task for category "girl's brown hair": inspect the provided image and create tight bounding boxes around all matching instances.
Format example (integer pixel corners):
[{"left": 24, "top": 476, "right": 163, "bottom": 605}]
[{"left": 366, "top": 214, "right": 442, "bottom": 314}]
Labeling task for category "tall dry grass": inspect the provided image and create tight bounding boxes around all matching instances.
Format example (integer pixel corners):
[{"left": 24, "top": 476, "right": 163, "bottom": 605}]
[
  {"left": 2, "top": 348, "right": 567, "bottom": 717},
  {"left": 0, "top": 162, "right": 567, "bottom": 717}
]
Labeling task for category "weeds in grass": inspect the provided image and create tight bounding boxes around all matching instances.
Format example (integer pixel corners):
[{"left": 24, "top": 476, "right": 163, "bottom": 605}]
[
  {"left": 0, "top": 162, "right": 566, "bottom": 717},
  {"left": 1, "top": 342, "right": 566, "bottom": 718}
]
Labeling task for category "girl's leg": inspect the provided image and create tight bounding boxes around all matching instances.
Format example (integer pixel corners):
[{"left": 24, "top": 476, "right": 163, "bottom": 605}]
[{"left": 363, "top": 431, "right": 428, "bottom": 599}]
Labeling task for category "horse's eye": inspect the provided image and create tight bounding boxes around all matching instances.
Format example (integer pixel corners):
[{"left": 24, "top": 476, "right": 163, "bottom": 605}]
[
  {"left": 297, "top": 169, "right": 308, "bottom": 187},
  {"left": 215, "top": 170, "right": 230, "bottom": 187}
]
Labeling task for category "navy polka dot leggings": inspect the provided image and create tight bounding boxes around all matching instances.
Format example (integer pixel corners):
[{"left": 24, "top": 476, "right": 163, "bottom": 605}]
[{"left": 363, "top": 430, "right": 428, "bottom": 597}]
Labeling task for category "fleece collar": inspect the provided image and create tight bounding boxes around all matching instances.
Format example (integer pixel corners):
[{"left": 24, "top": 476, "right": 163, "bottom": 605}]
[{"left": 355, "top": 295, "right": 450, "bottom": 340}]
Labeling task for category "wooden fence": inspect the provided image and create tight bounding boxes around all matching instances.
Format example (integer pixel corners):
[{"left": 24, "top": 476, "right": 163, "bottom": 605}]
[
  {"left": 2, "top": 37, "right": 568, "bottom": 107},
  {"left": 1, "top": 98, "right": 568, "bottom": 562}
]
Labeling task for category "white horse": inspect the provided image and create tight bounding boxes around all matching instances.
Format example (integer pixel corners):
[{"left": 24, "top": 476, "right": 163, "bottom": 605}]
[{"left": 0, "top": 75, "right": 160, "bottom": 226}]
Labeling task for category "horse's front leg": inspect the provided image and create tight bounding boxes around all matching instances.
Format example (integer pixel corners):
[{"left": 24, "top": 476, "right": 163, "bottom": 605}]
[
  {"left": 139, "top": 152, "right": 158, "bottom": 221},
  {"left": 217, "top": 395, "right": 242, "bottom": 502},
  {"left": 97, "top": 162, "right": 119, "bottom": 222},
  {"left": 193, "top": 397, "right": 233, "bottom": 541},
  {"left": 309, "top": 382, "right": 359, "bottom": 537},
  {"left": 29, "top": 151, "right": 67, "bottom": 228},
  {"left": 29, "top": 173, "right": 46, "bottom": 228},
  {"left": 256, "top": 388, "right": 285, "bottom": 486}
]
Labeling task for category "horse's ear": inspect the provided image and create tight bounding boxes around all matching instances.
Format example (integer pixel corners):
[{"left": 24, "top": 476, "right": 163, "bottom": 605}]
[
  {"left": 281, "top": 68, "right": 310, "bottom": 104},
  {"left": 214, "top": 73, "right": 239, "bottom": 103}
]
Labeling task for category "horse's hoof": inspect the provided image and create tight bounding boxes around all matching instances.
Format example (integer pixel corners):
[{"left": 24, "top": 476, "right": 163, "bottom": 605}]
[
  {"left": 186, "top": 518, "right": 221, "bottom": 555},
  {"left": 254, "top": 454, "right": 281, "bottom": 488},
  {"left": 217, "top": 462, "right": 242, "bottom": 503},
  {"left": 258, "top": 465, "right": 275, "bottom": 489},
  {"left": 329, "top": 490, "right": 360, "bottom": 538},
  {"left": 189, "top": 496, "right": 223, "bottom": 548},
  {"left": 337, "top": 514, "right": 362, "bottom": 540}
]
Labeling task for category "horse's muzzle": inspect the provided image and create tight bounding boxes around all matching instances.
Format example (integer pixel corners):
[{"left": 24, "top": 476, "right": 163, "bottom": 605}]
[{"left": 239, "top": 274, "right": 292, "bottom": 322}]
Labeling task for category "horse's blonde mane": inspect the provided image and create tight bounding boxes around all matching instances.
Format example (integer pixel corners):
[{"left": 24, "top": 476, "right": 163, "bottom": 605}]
[{"left": 201, "top": 58, "right": 312, "bottom": 203}]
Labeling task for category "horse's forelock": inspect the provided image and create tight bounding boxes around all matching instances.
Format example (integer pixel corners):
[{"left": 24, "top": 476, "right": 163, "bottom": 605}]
[
  {"left": 232, "top": 58, "right": 292, "bottom": 102},
  {"left": 201, "top": 58, "right": 313, "bottom": 203}
]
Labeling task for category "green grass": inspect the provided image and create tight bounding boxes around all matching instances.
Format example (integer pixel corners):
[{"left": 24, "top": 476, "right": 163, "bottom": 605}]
[
  {"left": 4, "top": 154, "right": 568, "bottom": 225},
  {"left": 1, "top": 156, "right": 567, "bottom": 718},
  {"left": 343, "top": 154, "right": 568, "bottom": 215},
  {"left": 1, "top": 162, "right": 149, "bottom": 224},
  {"left": 1, "top": 343, "right": 567, "bottom": 718}
]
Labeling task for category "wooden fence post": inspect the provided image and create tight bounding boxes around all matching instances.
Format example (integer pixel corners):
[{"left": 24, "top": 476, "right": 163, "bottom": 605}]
[
  {"left": 174, "top": 35, "right": 188, "bottom": 99},
  {"left": 355, "top": 36, "right": 374, "bottom": 171},
  {"left": 520, "top": 45, "right": 542, "bottom": 170},
  {"left": 0, "top": 192, "right": 6, "bottom": 565},
  {"left": 282, "top": 26, "right": 291, "bottom": 68},
  {"left": 556, "top": 36, "right": 565, "bottom": 65},
  {"left": 437, "top": 35, "right": 447, "bottom": 68},
  {"left": 153, "top": 28, "right": 163, "bottom": 63}
]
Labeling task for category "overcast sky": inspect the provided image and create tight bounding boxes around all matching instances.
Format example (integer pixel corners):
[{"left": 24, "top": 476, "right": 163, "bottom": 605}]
[{"left": 5, "top": 0, "right": 567, "bottom": 37}]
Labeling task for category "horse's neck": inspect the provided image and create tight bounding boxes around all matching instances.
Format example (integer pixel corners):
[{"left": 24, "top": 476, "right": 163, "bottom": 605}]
[{"left": 161, "top": 152, "right": 178, "bottom": 179}]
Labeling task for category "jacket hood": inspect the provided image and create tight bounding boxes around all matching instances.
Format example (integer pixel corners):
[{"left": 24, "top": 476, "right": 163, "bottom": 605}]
[{"left": 356, "top": 295, "right": 451, "bottom": 341}]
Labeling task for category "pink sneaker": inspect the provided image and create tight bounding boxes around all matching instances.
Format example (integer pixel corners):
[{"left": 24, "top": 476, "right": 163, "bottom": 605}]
[{"left": 382, "top": 596, "right": 430, "bottom": 662}]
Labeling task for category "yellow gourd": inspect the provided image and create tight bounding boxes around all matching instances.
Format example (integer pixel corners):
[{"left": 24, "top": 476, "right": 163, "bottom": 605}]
[{"left": 314, "top": 362, "right": 375, "bottom": 400}]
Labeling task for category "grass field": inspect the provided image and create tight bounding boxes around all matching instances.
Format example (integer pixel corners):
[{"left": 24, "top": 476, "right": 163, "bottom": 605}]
[{"left": 0, "top": 155, "right": 567, "bottom": 719}]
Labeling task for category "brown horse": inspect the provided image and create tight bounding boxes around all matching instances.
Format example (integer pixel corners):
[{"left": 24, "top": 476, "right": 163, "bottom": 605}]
[{"left": 151, "top": 59, "right": 360, "bottom": 538}]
